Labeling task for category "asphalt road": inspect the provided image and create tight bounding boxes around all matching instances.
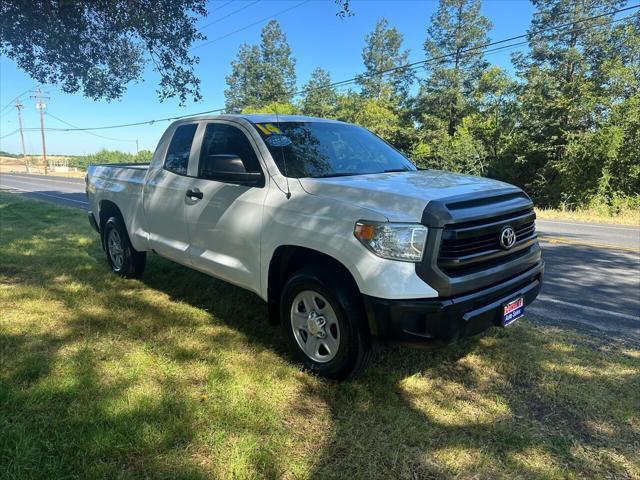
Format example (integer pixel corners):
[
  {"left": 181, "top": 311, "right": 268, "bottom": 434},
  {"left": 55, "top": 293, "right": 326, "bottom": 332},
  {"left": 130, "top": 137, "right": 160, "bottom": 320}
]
[
  {"left": 0, "top": 172, "right": 88, "bottom": 208},
  {"left": 2, "top": 172, "right": 639, "bottom": 339}
]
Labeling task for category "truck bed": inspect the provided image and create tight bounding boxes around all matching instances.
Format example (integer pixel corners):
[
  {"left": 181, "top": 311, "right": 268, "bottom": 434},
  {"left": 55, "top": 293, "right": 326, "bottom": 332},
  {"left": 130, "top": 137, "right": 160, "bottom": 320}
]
[
  {"left": 86, "top": 163, "right": 150, "bottom": 241},
  {"left": 90, "top": 163, "right": 150, "bottom": 170}
]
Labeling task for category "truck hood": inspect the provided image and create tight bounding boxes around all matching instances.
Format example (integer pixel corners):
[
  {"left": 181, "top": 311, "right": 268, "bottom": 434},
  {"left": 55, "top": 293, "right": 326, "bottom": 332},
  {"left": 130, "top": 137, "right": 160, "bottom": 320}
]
[{"left": 298, "top": 170, "right": 516, "bottom": 222}]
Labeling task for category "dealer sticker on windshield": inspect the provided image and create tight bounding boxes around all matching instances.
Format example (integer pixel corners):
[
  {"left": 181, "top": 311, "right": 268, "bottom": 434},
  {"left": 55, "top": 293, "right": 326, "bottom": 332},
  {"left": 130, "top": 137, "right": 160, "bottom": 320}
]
[{"left": 502, "top": 297, "right": 524, "bottom": 327}]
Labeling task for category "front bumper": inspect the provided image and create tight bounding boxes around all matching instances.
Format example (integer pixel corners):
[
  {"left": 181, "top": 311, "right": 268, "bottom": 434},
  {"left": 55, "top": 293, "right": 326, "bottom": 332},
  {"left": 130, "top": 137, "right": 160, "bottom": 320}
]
[{"left": 363, "top": 260, "right": 544, "bottom": 342}]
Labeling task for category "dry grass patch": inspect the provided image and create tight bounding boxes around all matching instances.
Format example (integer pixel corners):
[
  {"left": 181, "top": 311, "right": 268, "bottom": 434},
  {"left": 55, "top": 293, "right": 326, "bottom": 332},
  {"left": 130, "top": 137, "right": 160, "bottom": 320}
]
[{"left": 536, "top": 206, "right": 639, "bottom": 226}]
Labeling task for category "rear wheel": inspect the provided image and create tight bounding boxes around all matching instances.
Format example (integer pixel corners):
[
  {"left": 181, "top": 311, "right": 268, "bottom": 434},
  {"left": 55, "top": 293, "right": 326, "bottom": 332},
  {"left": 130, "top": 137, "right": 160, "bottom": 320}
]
[
  {"left": 281, "top": 267, "right": 373, "bottom": 380},
  {"left": 103, "top": 216, "right": 146, "bottom": 278}
]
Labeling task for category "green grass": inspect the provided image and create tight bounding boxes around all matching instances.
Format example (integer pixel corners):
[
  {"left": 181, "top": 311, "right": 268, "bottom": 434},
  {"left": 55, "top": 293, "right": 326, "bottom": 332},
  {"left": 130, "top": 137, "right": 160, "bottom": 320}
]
[{"left": 1, "top": 191, "right": 639, "bottom": 479}]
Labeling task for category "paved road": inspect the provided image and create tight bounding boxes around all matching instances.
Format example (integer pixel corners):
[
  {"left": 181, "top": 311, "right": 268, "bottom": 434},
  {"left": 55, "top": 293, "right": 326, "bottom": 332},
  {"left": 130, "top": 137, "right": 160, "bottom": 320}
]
[
  {"left": 0, "top": 172, "right": 88, "bottom": 208},
  {"left": 1, "top": 172, "right": 639, "bottom": 338},
  {"left": 537, "top": 218, "right": 639, "bottom": 251}
]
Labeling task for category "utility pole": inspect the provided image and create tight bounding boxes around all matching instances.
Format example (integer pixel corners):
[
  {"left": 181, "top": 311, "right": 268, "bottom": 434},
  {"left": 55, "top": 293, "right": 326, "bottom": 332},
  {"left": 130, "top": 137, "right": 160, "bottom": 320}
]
[
  {"left": 14, "top": 100, "right": 30, "bottom": 173},
  {"left": 30, "top": 87, "right": 50, "bottom": 174},
  {"left": 135, "top": 139, "right": 139, "bottom": 154}
]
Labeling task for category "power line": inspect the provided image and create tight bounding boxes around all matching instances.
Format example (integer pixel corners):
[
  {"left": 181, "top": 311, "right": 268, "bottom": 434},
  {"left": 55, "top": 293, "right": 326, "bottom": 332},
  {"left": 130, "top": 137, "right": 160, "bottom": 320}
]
[
  {"left": 0, "top": 87, "right": 33, "bottom": 115},
  {"left": 299, "top": 4, "right": 640, "bottom": 95},
  {"left": 45, "top": 111, "right": 138, "bottom": 143},
  {"left": 198, "top": 0, "right": 260, "bottom": 32},
  {"left": 0, "top": 129, "right": 19, "bottom": 140},
  {"left": 209, "top": 0, "right": 235, "bottom": 14},
  {"left": 191, "top": 0, "right": 311, "bottom": 50},
  {"left": 10, "top": 5, "right": 636, "bottom": 133},
  {"left": 36, "top": 106, "right": 227, "bottom": 132}
]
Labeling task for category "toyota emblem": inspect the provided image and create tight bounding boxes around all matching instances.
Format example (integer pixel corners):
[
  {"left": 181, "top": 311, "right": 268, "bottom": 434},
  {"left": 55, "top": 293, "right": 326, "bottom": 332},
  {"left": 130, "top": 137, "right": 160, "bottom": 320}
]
[{"left": 499, "top": 225, "right": 516, "bottom": 250}]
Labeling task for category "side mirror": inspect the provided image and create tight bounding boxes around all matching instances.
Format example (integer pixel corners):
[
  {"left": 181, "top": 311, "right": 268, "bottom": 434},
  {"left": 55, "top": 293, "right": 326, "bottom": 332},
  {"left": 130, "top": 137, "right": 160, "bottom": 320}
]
[{"left": 200, "top": 154, "right": 264, "bottom": 187}]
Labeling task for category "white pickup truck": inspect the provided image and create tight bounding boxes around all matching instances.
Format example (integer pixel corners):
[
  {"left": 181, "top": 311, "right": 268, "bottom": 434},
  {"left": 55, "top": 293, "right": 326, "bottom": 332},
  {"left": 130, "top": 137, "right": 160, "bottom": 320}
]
[{"left": 86, "top": 114, "right": 544, "bottom": 379}]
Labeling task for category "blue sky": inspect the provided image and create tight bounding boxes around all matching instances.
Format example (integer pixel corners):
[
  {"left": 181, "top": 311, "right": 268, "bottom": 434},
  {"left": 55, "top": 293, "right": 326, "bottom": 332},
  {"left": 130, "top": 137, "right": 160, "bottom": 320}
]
[{"left": 0, "top": 0, "right": 536, "bottom": 155}]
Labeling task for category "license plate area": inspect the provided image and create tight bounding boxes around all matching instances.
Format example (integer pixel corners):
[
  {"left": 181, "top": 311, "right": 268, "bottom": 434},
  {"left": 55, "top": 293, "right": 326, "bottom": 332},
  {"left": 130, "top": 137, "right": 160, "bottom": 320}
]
[{"left": 502, "top": 297, "right": 524, "bottom": 327}]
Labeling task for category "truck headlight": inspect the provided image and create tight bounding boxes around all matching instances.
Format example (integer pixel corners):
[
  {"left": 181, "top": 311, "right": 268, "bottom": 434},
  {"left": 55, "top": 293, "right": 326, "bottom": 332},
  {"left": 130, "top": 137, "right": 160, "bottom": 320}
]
[{"left": 354, "top": 221, "right": 428, "bottom": 262}]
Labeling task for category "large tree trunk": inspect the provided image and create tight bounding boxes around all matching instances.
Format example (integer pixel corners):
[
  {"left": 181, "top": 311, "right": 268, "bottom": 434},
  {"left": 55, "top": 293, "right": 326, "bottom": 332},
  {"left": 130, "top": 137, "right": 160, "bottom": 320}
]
[{"left": 448, "top": 0, "right": 465, "bottom": 137}]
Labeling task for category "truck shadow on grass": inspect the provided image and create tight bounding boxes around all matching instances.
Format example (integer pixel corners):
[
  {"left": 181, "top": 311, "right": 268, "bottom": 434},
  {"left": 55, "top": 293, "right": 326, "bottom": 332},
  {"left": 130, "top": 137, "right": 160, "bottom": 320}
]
[{"left": 1, "top": 204, "right": 638, "bottom": 479}]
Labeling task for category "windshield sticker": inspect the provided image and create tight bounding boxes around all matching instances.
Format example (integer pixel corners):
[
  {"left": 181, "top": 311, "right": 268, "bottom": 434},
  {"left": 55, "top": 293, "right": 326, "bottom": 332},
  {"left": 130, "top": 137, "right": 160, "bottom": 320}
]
[
  {"left": 264, "top": 134, "right": 292, "bottom": 148},
  {"left": 256, "top": 123, "right": 282, "bottom": 135}
]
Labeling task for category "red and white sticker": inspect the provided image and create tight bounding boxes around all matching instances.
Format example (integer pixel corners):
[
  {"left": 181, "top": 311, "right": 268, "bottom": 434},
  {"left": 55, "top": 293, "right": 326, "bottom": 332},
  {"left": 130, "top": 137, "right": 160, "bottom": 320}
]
[{"left": 504, "top": 297, "right": 524, "bottom": 315}]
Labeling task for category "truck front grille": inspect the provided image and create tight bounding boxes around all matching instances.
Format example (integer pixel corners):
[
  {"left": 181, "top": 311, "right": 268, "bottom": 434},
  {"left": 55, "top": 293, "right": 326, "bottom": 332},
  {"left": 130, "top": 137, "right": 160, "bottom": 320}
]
[{"left": 437, "top": 207, "right": 537, "bottom": 276}]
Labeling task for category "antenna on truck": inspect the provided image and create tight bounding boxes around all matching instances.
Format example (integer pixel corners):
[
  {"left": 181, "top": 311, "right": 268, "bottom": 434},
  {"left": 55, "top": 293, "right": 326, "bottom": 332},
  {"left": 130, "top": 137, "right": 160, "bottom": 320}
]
[{"left": 273, "top": 104, "right": 291, "bottom": 199}]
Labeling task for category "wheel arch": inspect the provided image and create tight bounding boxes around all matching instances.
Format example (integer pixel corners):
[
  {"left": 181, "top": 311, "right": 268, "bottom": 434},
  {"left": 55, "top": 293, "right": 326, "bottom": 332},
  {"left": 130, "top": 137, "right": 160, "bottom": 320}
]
[
  {"left": 98, "top": 200, "right": 126, "bottom": 249},
  {"left": 98, "top": 200, "right": 124, "bottom": 229},
  {"left": 266, "top": 245, "right": 364, "bottom": 327}
]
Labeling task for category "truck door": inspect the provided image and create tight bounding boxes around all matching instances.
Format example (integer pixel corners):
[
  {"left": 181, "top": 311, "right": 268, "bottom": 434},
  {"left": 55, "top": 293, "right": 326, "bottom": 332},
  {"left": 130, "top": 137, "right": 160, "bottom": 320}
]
[
  {"left": 143, "top": 123, "right": 198, "bottom": 265},
  {"left": 183, "top": 121, "right": 268, "bottom": 294}
]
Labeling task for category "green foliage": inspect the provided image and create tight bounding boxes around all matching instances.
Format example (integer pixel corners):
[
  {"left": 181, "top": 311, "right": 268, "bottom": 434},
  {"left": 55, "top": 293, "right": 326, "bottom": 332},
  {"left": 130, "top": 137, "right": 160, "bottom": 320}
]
[
  {"left": 242, "top": 102, "right": 298, "bottom": 115},
  {"left": 335, "top": 0, "right": 353, "bottom": 18},
  {"left": 17, "top": 0, "right": 632, "bottom": 211},
  {"left": 300, "top": 68, "right": 338, "bottom": 118},
  {"left": 260, "top": 20, "right": 297, "bottom": 104},
  {"left": 335, "top": 90, "right": 415, "bottom": 149},
  {"left": 413, "top": 121, "right": 486, "bottom": 176},
  {"left": 224, "top": 44, "right": 264, "bottom": 113},
  {"left": 356, "top": 18, "right": 414, "bottom": 103},
  {"left": 420, "top": 0, "right": 492, "bottom": 136},
  {"left": 286, "top": 1, "right": 638, "bottom": 211},
  {"left": 225, "top": 20, "right": 296, "bottom": 113},
  {"left": 550, "top": 91, "right": 640, "bottom": 208},
  {"left": 505, "top": 1, "right": 639, "bottom": 207},
  {"left": 0, "top": 150, "right": 20, "bottom": 158},
  {"left": 0, "top": 0, "right": 205, "bottom": 104},
  {"left": 410, "top": 0, "right": 637, "bottom": 209},
  {"left": 68, "top": 149, "right": 153, "bottom": 170}
]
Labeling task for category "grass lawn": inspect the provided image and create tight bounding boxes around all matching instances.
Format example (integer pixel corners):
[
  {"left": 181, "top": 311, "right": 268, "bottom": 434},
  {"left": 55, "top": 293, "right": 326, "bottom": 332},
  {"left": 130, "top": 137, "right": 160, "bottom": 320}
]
[{"left": 1, "top": 192, "right": 639, "bottom": 480}]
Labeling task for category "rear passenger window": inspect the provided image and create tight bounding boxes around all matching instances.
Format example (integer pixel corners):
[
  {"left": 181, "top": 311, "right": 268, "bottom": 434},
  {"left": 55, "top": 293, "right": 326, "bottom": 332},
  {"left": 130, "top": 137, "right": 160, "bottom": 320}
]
[
  {"left": 198, "top": 123, "right": 261, "bottom": 178},
  {"left": 164, "top": 124, "right": 197, "bottom": 175}
]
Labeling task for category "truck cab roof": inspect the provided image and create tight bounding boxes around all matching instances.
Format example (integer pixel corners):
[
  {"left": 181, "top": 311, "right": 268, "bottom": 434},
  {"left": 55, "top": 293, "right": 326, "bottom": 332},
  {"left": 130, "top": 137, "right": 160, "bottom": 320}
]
[{"left": 176, "top": 113, "right": 344, "bottom": 125}]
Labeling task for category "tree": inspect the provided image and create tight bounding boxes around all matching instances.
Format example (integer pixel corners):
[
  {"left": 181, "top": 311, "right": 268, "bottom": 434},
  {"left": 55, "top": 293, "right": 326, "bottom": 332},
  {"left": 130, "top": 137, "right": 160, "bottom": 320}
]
[
  {"left": 356, "top": 19, "right": 413, "bottom": 103},
  {"left": 419, "top": 0, "right": 492, "bottom": 136},
  {"left": 260, "top": 20, "right": 297, "bottom": 104},
  {"left": 335, "top": 0, "right": 353, "bottom": 18},
  {"left": 413, "top": 121, "right": 486, "bottom": 176},
  {"left": 603, "top": 15, "right": 640, "bottom": 201},
  {"left": 606, "top": 93, "right": 640, "bottom": 203},
  {"left": 224, "top": 45, "right": 264, "bottom": 114},
  {"left": 470, "top": 66, "right": 518, "bottom": 177},
  {"left": 242, "top": 101, "right": 298, "bottom": 115},
  {"left": 0, "top": 0, "right": 206, "bottom": 104},
  {"left": 551, "top": 15, "right": 640, "bottom": 208},
  {"left": 510, "top": 0, "right": 629, "bottom": 206},
  {"left": 300, "top": 68, "right": 338, "bottom": 117},
  {"left": 224, "top": 20, "right": 296, "bottom": 112},
  {"left": 335, "top": 90, "right": 415, "bottom": 149},
  {"left": 68, "top": 149, "right": 153, "bottom": 171}
]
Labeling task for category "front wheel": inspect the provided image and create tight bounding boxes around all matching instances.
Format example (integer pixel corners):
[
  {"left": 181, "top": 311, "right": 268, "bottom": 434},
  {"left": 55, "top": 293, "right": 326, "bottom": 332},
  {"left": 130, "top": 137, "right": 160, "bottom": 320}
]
[
  {"left": 280, "top": 267, "right": 373, "bottom": 380},
  {"left": 103, "top": 216, "right": 146, "bottom": 278}
]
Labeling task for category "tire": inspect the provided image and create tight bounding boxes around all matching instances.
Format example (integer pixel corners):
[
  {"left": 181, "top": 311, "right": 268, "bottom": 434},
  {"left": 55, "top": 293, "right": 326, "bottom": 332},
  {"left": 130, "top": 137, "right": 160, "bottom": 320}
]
[
  {"left": 102, "top": 216, "right": 146, "bottom": 278},
  {"left": 280, "top": 266, "right": 374, "bottom": 380}
]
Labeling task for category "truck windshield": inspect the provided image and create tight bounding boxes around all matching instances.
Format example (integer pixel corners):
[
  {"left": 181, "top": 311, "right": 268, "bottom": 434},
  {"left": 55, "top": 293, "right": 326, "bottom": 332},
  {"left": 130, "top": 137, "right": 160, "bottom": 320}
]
[{"left": 253, "top": 121, "right": 416, "bottom": 178}]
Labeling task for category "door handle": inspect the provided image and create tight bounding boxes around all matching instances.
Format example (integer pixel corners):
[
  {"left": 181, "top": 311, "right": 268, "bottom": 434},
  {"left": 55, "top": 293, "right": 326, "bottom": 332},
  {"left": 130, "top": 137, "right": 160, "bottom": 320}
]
[{"left": 186, "top": 189, "right": 203, "bottom": 199}]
